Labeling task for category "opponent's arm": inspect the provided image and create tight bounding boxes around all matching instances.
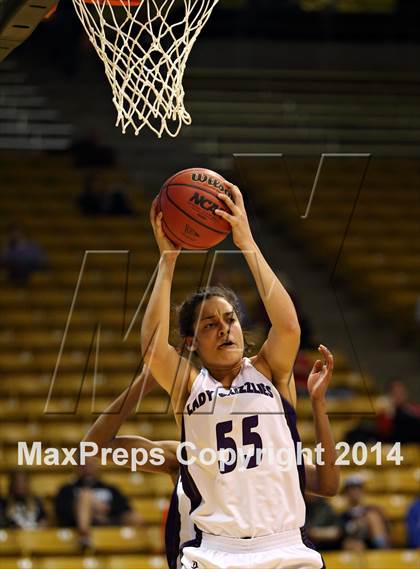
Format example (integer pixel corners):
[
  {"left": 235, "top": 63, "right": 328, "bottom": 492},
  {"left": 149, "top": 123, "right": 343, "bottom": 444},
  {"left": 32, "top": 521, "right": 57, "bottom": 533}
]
[
  {"left": 106, "top": 438, "right": 179, "bottom": 476},
  {"left": 140, "top": 201, "right": 195, "bottom": 405},
  {"left": 304, "top": 345, "right": 340, "bottom": 497},
  {"left": 216, "top": 184, "right": 300, "bottom": 407},
  {"left": 83, "top": 366, "right": 154, "bottom": 449},
  {"left": 82, "top": 367, "right": 179, "bottom": 475}
]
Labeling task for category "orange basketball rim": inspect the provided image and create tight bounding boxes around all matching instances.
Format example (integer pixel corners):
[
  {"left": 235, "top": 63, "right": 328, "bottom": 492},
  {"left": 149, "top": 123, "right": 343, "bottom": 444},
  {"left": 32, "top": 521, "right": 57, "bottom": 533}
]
[{"left": 82, "top": 0, "right": 142, "bottom": 5}]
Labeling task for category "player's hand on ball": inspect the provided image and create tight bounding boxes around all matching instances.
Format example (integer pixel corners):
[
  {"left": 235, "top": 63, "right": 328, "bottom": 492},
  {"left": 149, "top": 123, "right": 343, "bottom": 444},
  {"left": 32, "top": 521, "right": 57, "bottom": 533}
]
[
  {"left": 215, "top": 184, "right": 254, "bottom": 250},
  {"left": 150, "top": 199, "right": 180, "bottom": 259},
  {"left": 307, "top": 344, "right": 334, "bottom": 402}
]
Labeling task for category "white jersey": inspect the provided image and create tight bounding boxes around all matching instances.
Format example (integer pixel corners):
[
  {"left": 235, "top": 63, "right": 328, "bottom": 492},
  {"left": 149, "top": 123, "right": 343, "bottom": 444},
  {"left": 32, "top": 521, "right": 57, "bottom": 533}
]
[{"left": 180, "top": 357, "right": 306, "bottom": 539}]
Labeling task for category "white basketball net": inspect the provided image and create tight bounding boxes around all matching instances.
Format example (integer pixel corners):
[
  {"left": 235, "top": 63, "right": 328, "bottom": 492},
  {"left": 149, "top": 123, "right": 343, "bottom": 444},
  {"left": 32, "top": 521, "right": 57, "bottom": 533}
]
[{"left": 71, "top": 0, "right": 220, "bottom": 137}]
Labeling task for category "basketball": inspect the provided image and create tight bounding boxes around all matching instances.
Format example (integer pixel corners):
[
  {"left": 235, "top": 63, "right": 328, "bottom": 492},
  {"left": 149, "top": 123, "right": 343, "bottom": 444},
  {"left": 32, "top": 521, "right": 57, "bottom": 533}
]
[{"left": 158, "top": 167, "right": 232, "bottom": 249}]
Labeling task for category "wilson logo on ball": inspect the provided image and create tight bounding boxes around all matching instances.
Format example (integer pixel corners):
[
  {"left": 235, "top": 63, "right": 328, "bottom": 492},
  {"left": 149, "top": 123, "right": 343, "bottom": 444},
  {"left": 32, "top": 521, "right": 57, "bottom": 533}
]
[{"left": 191, "top": 173, "right": 233, "bottom": 199}]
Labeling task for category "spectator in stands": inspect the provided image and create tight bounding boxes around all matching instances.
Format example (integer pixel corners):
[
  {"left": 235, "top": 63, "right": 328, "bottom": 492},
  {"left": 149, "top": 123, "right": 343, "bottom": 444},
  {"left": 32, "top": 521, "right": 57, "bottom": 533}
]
[
  {"left": 1, "top": 223, "right": 49, "bottom": 286},
  {"left": 344, "top": 419, "right": 378, "bottom": 445},
  {"left": 104, "top": 185, "right": 135, "bottom": 216},
  {"left": 69, "top": 129, "right": 116, "bottom": 168},
  {"left": 376, "top": 379, "right": 420, "bottom": 444},
  {"left": 406, "top": 497, "right": 420, "bottom": 548},
  {"left": 339, "top": 476, "right": 389, "bottom": 551},
  {"left": 55, "top": 461, "right": 143, "bottom": 549},
  {"left": 0, "top": 470, "right": 47, "bottom": 529},
  {"left": 305, "top": 494, "right": 341, "bottom": 550},
  {"left": 77, "top": 176, "right": 135, "bottom": 217},
  {"left": 77, "top": 173, "right": 106, "bottom": 216}
]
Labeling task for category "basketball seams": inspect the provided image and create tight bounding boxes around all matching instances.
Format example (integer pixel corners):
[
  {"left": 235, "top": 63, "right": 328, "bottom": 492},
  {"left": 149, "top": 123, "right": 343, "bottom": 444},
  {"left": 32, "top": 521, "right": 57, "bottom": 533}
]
[{"left": 163, "top": 184, "right": 230, "bottom": 236}]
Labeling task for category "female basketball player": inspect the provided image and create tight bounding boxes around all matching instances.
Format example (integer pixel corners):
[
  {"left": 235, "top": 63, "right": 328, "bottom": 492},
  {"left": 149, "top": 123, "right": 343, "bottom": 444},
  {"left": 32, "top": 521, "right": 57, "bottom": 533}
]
[
  {"left": 141, "top": 182, "right": 339, "bottom": 569},
  {"left": 84, "top": 350, "right": 337, "bottom": 568}
]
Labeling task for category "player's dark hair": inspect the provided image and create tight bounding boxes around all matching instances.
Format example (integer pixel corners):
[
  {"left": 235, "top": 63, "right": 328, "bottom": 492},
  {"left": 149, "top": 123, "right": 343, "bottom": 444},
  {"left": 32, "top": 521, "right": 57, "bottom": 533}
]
[{"left": 178, "top": 286, "right": 243, "bottom": 338}]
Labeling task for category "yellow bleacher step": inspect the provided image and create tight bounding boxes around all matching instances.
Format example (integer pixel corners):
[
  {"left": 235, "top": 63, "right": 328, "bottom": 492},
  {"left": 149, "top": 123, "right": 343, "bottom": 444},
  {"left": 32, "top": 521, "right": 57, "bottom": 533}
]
[
  {"left": 0, "top": 471, "right": 173, "bottom": 499},
  {"left": 330, "top": 493, "right": 413, "bottom": 520},
  {"left": 0, "top": 556, "right": 169, "bottom": 569},
  {"left": 341, "top": 467, "right": 420, "bottom": 493},
  {"left": 0, "top": 528, "right": 20, "bottom": 555},
  {"left": 364, "top": 550, "right": 420, "bottom": 569},
  {"left": 38, "top": 557, "right": 103, "bottom": 569},
  {"left": 0, "top": 558, "right": 40, "bottom": 569},
  {"left": 19, "top": 528, "right": 79, "bottom": 555},
  {"left": 0, "top": 527, "right": 163, "bottom": 556},
  {"left": 323, "top": 550, "right": 420, "bottom": 569},
  {"left": 322, "top": 551, "right": 360, "bottom": 569},
  {"left": 390, "top": 520, "right": 408, "bottom": 548},
  {"left": 106, "top": 555, "right": 167, "bottom": 569},
  {"left": 298, "top": 395, "right": 376, "bottom": 416},
  {"left": 0, "top": 418, "right": 179, "bottom": 444}
]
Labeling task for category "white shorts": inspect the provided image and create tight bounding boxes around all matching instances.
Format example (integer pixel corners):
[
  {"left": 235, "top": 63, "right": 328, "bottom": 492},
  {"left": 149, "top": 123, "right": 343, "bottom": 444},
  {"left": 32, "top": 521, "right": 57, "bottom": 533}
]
[{"left": 181, "top": 528, "right": 324, "bottom": 569}]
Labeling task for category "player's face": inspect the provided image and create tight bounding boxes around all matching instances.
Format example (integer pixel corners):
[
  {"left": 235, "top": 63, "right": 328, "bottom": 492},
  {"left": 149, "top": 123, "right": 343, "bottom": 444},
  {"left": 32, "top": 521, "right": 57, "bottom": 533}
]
[{"left": 191, "top": 296, "right": 244, "bottom": 367}]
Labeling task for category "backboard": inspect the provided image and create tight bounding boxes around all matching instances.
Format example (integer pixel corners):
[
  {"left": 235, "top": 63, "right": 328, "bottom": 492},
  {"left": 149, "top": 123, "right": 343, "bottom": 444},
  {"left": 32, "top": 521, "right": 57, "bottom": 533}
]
[{"left": 0, "top": 0, "right": 58, "bottom": 62}]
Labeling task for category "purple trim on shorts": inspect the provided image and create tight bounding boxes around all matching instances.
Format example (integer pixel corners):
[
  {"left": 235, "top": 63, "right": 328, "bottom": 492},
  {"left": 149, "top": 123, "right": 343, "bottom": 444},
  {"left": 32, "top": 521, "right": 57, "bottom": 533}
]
[
  {"left": 281, "top": 395, "right": 325, "bottom": 567},
  {"left": 300, "top": 526, "right": 321, "bottom": 554},
  {"left": 300, "top": 528, "right": 327, "bottom": 569},
  {"left": 279, "top": 394, "right": 306, "bottom": 495},
  {"left": 180, "top": 416, "right": 203, "bottom": 514},
  {"left": 300, "top": 528, "right": 326, "bottom": 568},
  {"left": 165, "top": 477, "right": 182, "bottom": 569},
  {"left": 178, "top": 415, "right": 204, "bottom": 560},
  {"left": 180, "top": 526, "right": 203, "bottom": 555}
]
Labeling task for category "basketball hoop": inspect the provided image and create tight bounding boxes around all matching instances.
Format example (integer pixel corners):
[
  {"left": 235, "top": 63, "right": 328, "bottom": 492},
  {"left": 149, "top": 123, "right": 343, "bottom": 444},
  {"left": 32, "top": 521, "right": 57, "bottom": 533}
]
[{"left": 71, "top": 0, "right": 220, "bottom": 137}]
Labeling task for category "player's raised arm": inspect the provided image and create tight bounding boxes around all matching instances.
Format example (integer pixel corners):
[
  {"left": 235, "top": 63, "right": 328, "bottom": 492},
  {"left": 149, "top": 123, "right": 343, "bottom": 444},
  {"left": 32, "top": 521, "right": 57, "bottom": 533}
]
[
  {"left": 140, "top": 200, "right": 195, "bottom": 403},
  {"left": 215, "top": 183, "right": 300, "bottom": 407},
  {"left": 305, "top": 345, "right": 340, "bottom": 497},
  {"left": 82, "top": 367, "right": 179, "bottom": 476}
]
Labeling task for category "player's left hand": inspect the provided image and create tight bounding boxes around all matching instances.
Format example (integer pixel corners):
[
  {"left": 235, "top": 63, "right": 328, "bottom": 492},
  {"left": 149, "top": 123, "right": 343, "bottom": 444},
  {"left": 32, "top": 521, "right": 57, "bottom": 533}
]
[
  {"left": 215, "top": 183, "right": 254, "bottom": 250},
  {"left": 307, "top": 344, "right": 334, "bottom": 402},
  {"left": 150, "top": 198, "right": 180, "bottom": 260}
]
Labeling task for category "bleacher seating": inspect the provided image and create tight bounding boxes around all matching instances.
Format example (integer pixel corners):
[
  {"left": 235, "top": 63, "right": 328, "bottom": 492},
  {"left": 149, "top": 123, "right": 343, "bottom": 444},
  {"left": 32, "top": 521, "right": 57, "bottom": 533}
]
[
  {"left": 0, "top": 553, "right": 169, "bottom": 569},
  {"left": 241, "top": 157, "right": 420, "bottom": 345},
  {"left": 0, "top": 61, "right": 72, "bottom": 150},
  {"left": 0, "top": 549, "right": 418, "bottom": 569},
  {"left": 323, "top": 550, "right": 420, "bottom": 569},
  {"left": 184, "top": 68, "right": 420, "bottom": 158},
  {"left": 0, "top": 527, "right": 162, "bottom": 555},
  {"left": 0, "top": 150, "right": 419, "bottom": 567}
]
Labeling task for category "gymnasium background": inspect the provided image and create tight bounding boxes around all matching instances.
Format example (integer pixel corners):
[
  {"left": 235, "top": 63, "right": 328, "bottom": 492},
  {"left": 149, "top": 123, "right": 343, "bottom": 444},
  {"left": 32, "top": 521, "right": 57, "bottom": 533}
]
[{"left": 0, "top": 1, "right": 419, "bottom": 568}]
